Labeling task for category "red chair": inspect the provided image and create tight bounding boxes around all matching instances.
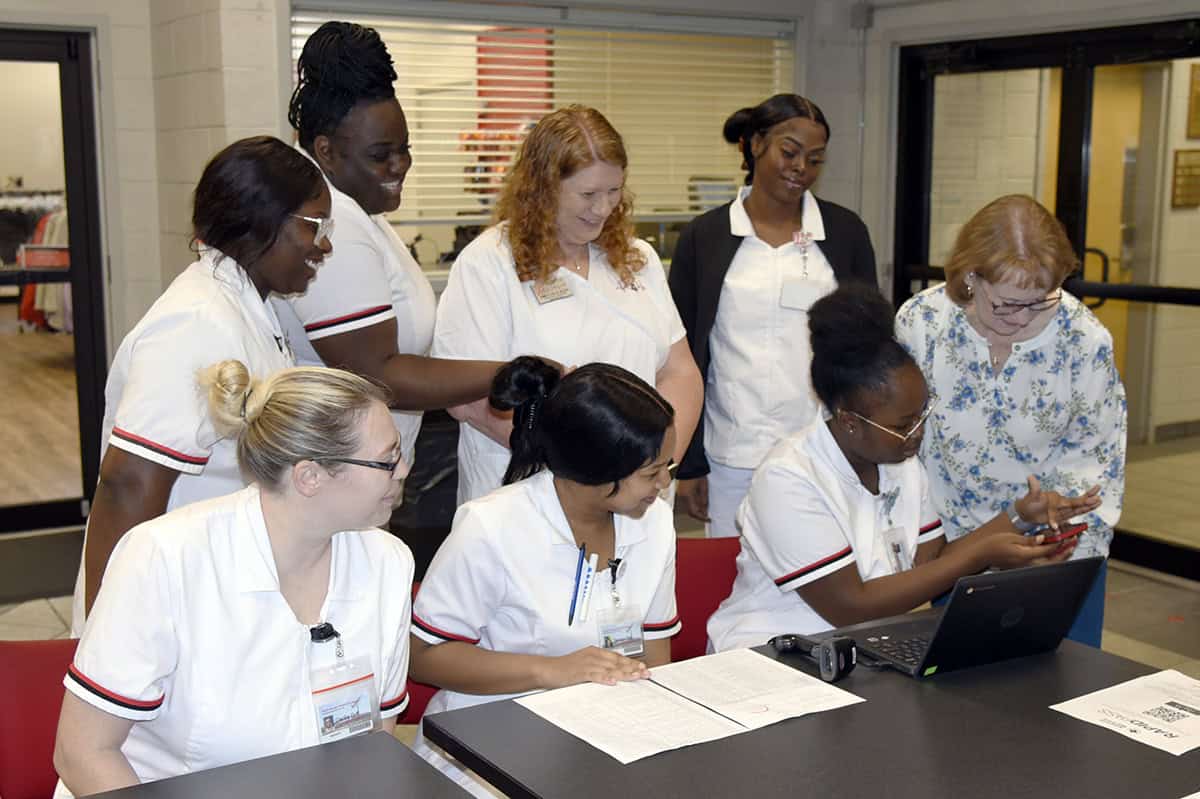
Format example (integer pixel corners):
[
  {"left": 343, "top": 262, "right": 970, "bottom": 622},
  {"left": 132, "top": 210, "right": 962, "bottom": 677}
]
[
  {"left": 671, "top": 537, "right": 741, "bottom": 662},
  {"left": 400, "top": 581, "right": 439, "bottom": 724},
  {"left": 0, "top": 638, "right": 78, "bottom": 799}
]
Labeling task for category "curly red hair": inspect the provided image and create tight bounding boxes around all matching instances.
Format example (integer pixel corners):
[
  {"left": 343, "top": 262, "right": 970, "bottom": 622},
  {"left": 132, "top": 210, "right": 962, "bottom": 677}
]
[{"left": 494, "top": 105, "right": 645, "bottom": 287}]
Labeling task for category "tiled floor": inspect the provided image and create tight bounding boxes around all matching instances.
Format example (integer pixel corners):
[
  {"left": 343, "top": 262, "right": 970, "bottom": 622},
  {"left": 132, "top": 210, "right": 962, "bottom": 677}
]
[
  {"left": 1123, "top": 436, "right": 1200, "bottom": 551},
  {"left": 4, "top": 561, "right": 1197, "bottom": 681}
]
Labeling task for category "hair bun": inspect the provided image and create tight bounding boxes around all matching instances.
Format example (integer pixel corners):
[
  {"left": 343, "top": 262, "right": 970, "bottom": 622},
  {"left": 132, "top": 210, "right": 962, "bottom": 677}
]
[
  {"left": 199, "top": 359, "right": 264, "bottom": 438},
  {"left": 722, "top": 107, "right": 754, "bottom": 144},
  {"left": 809, "top": 284, "right": 896, "bottom": 364},
  {"left": 489, "top": 356, "right": 561, "bottom": 413}
]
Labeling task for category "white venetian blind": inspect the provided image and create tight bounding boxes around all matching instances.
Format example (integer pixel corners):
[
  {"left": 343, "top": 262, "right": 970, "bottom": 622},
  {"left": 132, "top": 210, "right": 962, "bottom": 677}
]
[{"left": 290, "top": 8, "right": 795, "bottom": 229}]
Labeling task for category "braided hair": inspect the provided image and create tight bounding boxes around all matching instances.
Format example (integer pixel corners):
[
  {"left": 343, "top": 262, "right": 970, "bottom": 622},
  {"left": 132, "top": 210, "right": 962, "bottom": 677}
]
[{"left": 288, "top": 21, "right": 397, "bottom": 151}]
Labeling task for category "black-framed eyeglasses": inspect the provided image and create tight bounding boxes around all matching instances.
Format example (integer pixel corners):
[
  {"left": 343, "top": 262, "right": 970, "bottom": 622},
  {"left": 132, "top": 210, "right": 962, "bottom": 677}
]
[
  {"left": 290, "top": 213, "right": 335, "bottom": 247},
  {"left": 318, "top": 453, "right": 409, "bottom": 479},
  {"left": 979, "top": 280, "right": 1061, "bottom": 317},
  {"left": 845, "top": 396, "right": 938, "bottom": 443}
]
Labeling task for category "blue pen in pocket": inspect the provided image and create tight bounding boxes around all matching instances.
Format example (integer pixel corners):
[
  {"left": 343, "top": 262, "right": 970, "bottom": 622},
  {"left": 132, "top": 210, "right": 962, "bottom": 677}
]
[{"left": 568, "top": 544, "right": 585, "bottom": 626}]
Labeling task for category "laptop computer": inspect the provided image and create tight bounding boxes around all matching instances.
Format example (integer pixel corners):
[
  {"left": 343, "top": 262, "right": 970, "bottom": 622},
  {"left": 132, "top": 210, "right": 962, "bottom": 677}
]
[{"left": 848, "top": 557, "right": 1103, "bottom": 678}]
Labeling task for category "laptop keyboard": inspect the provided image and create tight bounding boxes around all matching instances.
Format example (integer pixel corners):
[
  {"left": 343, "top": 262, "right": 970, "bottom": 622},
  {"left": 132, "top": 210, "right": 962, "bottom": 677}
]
[{"left": 867, "top": 633, "right": 932, "bottom": 667}]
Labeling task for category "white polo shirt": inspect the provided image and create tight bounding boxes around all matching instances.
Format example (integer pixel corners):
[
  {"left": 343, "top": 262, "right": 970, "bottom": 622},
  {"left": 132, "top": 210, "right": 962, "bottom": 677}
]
[
  {"left": 432, "top": 225, "right": 686, "bottom": 504},
  {"left": 707, "top": 420, "right": 944, "bottom": 650},
  {"left": 57, "top": 485, "right": 413, "bottom": 796},
  {"left": 274, "top": 150, "right": 436, "bottom": 468},
  {"left": 705, "top": 187, "right": 836, "bottom": 470},
  {"left": 72, "top": 249, "right": 294, "bottom": 635},
  {"left": 412, "top": 469, "right": 681, "bottom": 716}
]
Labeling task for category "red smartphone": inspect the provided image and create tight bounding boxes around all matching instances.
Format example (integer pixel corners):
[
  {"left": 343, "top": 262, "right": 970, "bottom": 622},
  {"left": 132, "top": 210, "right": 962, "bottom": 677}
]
[{"left": 1025, "top": 522, "right": 1087, "bottom": 545}]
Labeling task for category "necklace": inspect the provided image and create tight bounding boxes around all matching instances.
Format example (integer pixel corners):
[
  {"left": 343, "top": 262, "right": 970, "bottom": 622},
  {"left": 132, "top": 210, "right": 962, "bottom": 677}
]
[
  {"left": 564, "top": 248, "right": 588, "bottom": 276},
  {"left": 792, "top": 230, "right": 813, "bottom": 279}
]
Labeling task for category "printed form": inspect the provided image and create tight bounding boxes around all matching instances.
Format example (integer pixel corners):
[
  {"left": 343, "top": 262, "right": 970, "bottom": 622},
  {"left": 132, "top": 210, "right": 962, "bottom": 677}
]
[
  {"left": 515, "top": 649, "right": 864, "bottom": 763},
  {"left": 1051, "top": 669, "right": 1200, "bottom": 756}
]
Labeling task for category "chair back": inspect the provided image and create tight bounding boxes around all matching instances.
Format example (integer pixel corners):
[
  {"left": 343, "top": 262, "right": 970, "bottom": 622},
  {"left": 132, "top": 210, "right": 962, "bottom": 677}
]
[
  {"left": 0, "top": 638, "right": 78, "bottom": 799},
  {"left": 671, "top": 537, "right": 741, "bottom": 662}
]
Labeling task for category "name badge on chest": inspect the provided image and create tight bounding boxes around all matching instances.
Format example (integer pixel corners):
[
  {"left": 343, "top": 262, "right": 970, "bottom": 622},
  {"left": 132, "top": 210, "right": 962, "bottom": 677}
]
[
  {"left": 881, "top": 526, "right": 914, "bottom": 574},
  {"left": 308, "top": 624, "right": 380, "bottom": 744},
  {"left": 780, "top": 278, "right": 833, "bottom": 311},
  {"left": 532, "top": 275, "right": 573, "bottom": 305}
]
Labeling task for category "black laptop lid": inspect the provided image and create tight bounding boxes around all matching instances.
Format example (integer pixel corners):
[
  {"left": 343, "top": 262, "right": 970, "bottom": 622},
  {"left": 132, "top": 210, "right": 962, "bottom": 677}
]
[{"left": 917, "top": 556, "right": 1104, "bottom": 678}]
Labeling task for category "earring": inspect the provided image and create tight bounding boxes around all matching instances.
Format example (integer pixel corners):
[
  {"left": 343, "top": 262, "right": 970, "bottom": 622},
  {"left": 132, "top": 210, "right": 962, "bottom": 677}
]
[{"left": 965, "top": 273, "right": 975, "bottom": 298}]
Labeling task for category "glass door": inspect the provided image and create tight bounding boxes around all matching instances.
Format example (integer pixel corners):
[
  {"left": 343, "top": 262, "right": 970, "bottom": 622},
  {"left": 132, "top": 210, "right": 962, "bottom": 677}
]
[
  {"left": 895, "top": 20, "right": 1200, "bottom": 580},
  {"left": 0, "top": 29, "right": 106, "bottom": 537}
]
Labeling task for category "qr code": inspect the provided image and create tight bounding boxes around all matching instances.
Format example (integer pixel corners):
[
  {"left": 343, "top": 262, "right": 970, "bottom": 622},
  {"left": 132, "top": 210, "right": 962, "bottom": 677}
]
[{"left": 1145, "top": 705, "right": 1188, "bottom": 724}]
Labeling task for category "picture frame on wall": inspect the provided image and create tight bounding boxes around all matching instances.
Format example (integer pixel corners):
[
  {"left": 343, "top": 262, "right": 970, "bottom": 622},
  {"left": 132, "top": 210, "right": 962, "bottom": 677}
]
[{"left": 1190, "top": 64, "right": 1200, "bottom": 140}]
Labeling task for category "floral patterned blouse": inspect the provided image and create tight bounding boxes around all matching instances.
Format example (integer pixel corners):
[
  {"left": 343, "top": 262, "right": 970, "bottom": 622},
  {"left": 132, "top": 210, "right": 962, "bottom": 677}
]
[{"left": 895, "top": 285, "right": 1126, "bottom": 558}]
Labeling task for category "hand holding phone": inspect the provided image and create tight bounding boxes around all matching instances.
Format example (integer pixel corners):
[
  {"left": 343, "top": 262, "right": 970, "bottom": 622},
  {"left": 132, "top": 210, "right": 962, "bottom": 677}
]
[{"left": 1025, "top": 522, "right": 1087, "bottom": 545}]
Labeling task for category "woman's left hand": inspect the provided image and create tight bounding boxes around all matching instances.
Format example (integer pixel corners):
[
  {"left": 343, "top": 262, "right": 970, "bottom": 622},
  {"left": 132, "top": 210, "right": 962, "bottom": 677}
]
[{"left": 1014, "top": 475, "right": 1101, "bottom": 530}]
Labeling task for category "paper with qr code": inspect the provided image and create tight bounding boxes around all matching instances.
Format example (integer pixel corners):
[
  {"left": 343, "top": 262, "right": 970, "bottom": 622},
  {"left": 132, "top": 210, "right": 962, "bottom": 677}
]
[{"left": 1051, "top": 669, "right": 1200, "bottom": 755}]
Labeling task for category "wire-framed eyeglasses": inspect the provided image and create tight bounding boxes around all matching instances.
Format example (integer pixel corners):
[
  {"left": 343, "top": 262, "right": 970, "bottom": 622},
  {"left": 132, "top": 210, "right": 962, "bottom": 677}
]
[
  {"left": 290, "top": 214, "right": 335, "bottom": 248},
  {"left": 845, "top": 397, "right": 938, "bottom": 443},
  {"left": 979, "top": 280, "right": 1061, "bottom": 317}
]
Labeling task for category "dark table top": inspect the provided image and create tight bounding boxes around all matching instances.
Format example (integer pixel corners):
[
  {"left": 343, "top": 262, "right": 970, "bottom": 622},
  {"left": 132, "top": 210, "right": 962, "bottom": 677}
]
[
  {"left": 424, "top": 639, "right": 1200, "bottom": 799},
  {"left": 83, "top": 731, "right": 471, "bottom": 799}
]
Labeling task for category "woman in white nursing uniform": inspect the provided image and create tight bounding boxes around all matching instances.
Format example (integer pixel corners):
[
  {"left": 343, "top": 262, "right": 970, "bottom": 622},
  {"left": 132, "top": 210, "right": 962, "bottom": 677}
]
[
  {"left": 53, "top": 361, "right": 414, "bottom": 796},
  {"left": 74, "top": 137, "right": 329, "bottom": 631},
  {"left": 409, "top": 357, "right": 681, "bottom": 796},
  {"left": 707, "top": 285, "right": 1096, "bottom": 652},
  {"left": 279, "top": 20, "right": 503, "bottom": 475},
  {"left": 433, "top": 105, "right": 702, "bottom": 504},
  {"left": 669, "top": 94, "right": 877, "bottom": 538}
]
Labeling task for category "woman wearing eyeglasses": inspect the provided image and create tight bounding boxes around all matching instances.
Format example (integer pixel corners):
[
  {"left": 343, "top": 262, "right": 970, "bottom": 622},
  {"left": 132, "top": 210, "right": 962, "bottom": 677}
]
[
  {"left": 54, "top": 361, "right": 414, "bottom": 797},
  {"left": 895, "top": 195, "right": 1126, "bottom": 647},
  {"left": 72, "top": 136, "right": 330, "bottom": 634},
  {"left": 706, "top": 284, "right": 1094, "bottom": 652}
]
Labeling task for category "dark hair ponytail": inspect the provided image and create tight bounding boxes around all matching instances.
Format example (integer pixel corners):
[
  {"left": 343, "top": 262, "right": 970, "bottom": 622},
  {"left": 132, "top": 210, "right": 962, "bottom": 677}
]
[
  {"left": 490, "top": 358, "right": 674, "bottom": 490},
  {"left": 809, "top": 284, "right": 916, "bottom": 411},
  {"left": 723, "top": 94, "right": 831, "bottom": 185}
]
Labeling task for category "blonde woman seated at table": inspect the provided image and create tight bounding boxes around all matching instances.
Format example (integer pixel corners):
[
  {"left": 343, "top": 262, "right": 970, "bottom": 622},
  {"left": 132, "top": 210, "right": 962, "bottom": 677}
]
[
  {"left": 707, "top": 285, "right": 1099, "bottom": 652},
  {"left": 53, "top": 361, "right": 414, "bottom": 797},
  {"left": 409, "top": 358, "right": 680, "bottom": 796}
]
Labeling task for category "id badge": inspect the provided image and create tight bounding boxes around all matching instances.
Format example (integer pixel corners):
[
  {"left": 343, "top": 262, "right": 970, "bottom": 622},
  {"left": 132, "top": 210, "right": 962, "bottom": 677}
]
[
  {"left": 531, "top": 276, "right": 573, "bottom": 305},
  {"left": 881, "top": 527, "right": 914, "bottom": 574},
  {"left": 780, "top": 278, "right": 832, "bottom": 310},
  {"left": 310, "top": 655, "right": 380, "bottom": 743},
  {"left": 597, "top": 602, "right": 644, "bottom": 658}
]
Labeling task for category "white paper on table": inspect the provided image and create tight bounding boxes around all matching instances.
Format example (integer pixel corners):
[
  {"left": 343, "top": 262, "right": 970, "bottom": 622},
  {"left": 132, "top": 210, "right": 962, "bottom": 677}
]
[
  {"left": 515, "top": 678, "right": 746, "bottom": 764},
  {"left": 1050, "top": 669, "right": 1200, "bottom": 756},
  {"left": 648, "top": 648, "right": 864, "bottom": 730}
]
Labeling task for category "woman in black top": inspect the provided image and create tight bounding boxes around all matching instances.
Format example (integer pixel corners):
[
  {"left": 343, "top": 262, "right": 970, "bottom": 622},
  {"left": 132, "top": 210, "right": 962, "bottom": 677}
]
[{"left": 669, "top": 94, "right": 876, "bottom": 537}]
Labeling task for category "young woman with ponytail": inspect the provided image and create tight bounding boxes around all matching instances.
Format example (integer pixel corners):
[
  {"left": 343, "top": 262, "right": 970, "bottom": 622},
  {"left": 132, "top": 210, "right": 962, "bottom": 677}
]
[
  {"left": 54, "top": 362, "right": 415, "bottom": 797},
  {"left": 408, "top": 357, "right": 681, "bottom": 796}
]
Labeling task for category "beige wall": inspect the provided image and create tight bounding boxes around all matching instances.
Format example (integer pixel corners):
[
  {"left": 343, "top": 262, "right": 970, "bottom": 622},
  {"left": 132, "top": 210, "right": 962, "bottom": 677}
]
[
  {"left": 0, "top": 61, "right": 66, "bottom": 191},
  {"left": 1148, "top": 57, "right": 1200, "bottom": 432}
]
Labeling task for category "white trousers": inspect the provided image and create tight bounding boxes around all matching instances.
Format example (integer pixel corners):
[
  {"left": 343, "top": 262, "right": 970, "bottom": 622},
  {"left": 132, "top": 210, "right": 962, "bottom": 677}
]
[{"left": 705, "top": 460, "right": 755, "bottom": 539}]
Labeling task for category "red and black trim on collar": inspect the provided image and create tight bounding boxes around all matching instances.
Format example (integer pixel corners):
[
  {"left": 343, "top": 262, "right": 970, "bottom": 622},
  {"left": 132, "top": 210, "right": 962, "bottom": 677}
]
[
  {"left": 68, "top": 664, "right": 164, "bottom": 713},
  {"left": 111, "top": 427, "right": 208, "bottom": 467},
  {"left": 304, "top": 305, "right": 391, "bottom": 334},
  {"left": 411, "top": 613, "right": 480, "bottom": 645},
  {"left": 774, "top": 546, "right": 853, "bottom": 587}
]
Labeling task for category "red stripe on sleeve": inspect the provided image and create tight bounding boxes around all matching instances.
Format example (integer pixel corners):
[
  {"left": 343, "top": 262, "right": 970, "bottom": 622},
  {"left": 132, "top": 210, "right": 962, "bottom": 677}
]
[
  {"left": 112, "top": 427, "right": 208, "bottom": 465},
  {"left": 773, "top": 546, "right": 853, "bottom": 586}
]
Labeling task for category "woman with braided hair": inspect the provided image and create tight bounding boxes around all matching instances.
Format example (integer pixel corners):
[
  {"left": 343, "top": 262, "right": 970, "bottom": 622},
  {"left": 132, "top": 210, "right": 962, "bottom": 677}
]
[{"left": 278, "top": 20, "right": 508, "bottom": 475}]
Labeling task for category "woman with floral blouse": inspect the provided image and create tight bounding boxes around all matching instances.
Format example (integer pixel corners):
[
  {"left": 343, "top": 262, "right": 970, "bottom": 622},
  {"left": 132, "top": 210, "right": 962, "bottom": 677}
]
[{"left": 896, "top": 194, "right": 1126, "bottom": 648}]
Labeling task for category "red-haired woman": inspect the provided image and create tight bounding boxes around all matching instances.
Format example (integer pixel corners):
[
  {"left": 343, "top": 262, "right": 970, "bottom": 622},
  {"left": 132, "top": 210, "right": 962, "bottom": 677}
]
[
  {"left": 896, "top": 195, "right": 1126, "bottom": 646},
  {"left": 433, "top": 105, "right": 702, "bottom": 504}
]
